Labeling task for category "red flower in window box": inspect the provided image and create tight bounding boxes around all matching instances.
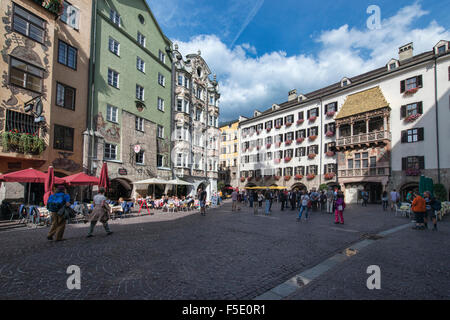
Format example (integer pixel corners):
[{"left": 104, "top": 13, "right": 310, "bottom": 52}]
[
  {"left": 405, "top": 168, "right": 421, "bottom": 176},
  {"left": 308, "top": 116, "right": 317, "bottom": 122},
  {"left": 265, "top": 175, "right": 272, "bottom": 180},
  {"left": 275, "top": 142, "right": 282, "bottom": 148},
  {"left": 296, "top": 137, "right": 305, "bottom": 144},
  {"left": 326, "top": 151, "right": 335, "bottom": 157},
  {"left": 255, "top": 177, "right": 261, "bottom": 182},
  {"left": 326, "top": 111, "right": 336, "bottom": 117},
  {"left": 266, "top": 127, "right": 272, "bottom": 133},
  {"left": 284, "top": 157, "right": 292, "bottom": 163},
  {"left": 295, "top": 174, "right": 303, "bottom": 180},
  {"left": 275, "top": 125, "right": 282, "bottom": 129},
  {"left": 274, "top": 175, "right": 281, "bottom": 181},
  {"left": 307, "top": 174, "right": 316, "bottom": 180},
  {"left": 285, "top": 140, "right": 293, "bottom": 146},
  {"left": 256, "top": 146, "right": 261, "bottom": 150},
  {"left": 325, "top": 131, "right": 335, "bottom": 137},
  {"left": 249, "top": 132, "right": 254, "bottom": 137},
  {"left": 285, "top": 122, "right": 293, "bottom": 128},
  {"left": 247, "top": 177, "right": 253, "bottom": 181},
  {"left": 240, "top": 177, "right": 246, "bottom": 182},
  {"left": 296, "top": 119, "right": 304, "bottom": 125},
  {"left": 274, "top": 159, "right": 281, "bottom": 164},
  {"left": 284, "top": 175, "right": 291, "bottom": 181},
  {"left": 308, "top": 153, "right": 317, "bottom": 159},
  {"left": 249, "top": 147, "right": 254, "bottom": 152},
  {"left": 309, "top": 135, "right": 317, "bottom": 141},
  {"left": 404, "top": 87, "right": 419, "bottom": 95},
  {"left": 324, "top": 172, "right": 336, "bottom": 180},
  {"left": 266, "top": 143, "right": 272, "bottom": 149},
  {"left": 404, "top": 113, "right": 422, "bottom": 123},
  {"left": 256, "top": 130, "right": 261, "bottom": 135}
]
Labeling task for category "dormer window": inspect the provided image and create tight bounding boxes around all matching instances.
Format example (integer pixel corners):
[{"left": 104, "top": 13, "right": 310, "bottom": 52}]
[
  {"left": 438, "top": 45, "right": 446, "bottom": 54},
  {"left": 387, "top": 59, "right": 399, "bottom": 71},
  {"left": 389, "top": 63, "right": 397, "bottom": 70},
  {"left": 434, "top": 41, "right": 449, "bottom": 55},
  {"left": 341, "top": 77, "right": 351, "bottom": 87}
]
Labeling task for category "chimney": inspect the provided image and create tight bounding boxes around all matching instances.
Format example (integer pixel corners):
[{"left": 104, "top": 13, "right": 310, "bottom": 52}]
[
  {"left": 288, "top": 89, "right": 297, "bottom": 101},
  {"left": 399, "top": 42, "right": 413, "bottom": 61}
]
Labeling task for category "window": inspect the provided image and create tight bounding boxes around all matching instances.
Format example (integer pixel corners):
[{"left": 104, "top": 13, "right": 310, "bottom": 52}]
[
  {"left": 13, "top": 4, "right": 45, "bottom": 43},
  {"left": 370, "top": 157, "right": 376, "bottom": 168},
  {"left": 6, "top": 110, "right": 39, "bottom": 134},
  {"left": 307, "top": 145, "right": 318, "bottom": 155},
  {"left": 158, "top": 73, "right": 165, "bottom": 87},
  {"left": 401, "top": 75, "right": 422, "bottom": 93},
  {"left": 196, "top": 87, "right": 203, "bottom": 100},
  {"left": 402, "top": 128, "right": 424, "bottom": 143},
  {"left": 285, "top": 115, "right": 294, "bottom": 124},
  {"left": 401, "top": 102, "right": 423, "bottom": 118},
  {"left": 348, "top": 159, "right": 353, "bottom": 169},
  {"left": 325, "top": 102, "right": 337, "bottom": 114},
  {"left": 308, "top": 127, "right": 318, "bottom": 137},
  {"left": 137, "top": 32, "right": 146, "bottom": 47},
  {"left": 177, "top": 74, "right": 183, "bottom": 86},
  {"left": 324, "top": 123, "right": 336, "bottom": 134},
  {"left": 158, "top": 50, "right": 165, "bottom": 63},
  {"left": 106, "top": 105, "right": 118, "bottom": 123},
  {"left": 56, "top": 82, "right": 76, "bottom": 110},
  {"left": 157, "top": 155, "right": 164, "bottom": 167},
  {"left": 275, "top": 118, "right": 283, "bottom": 127},
  {"left": 308, "top": 108, "right": 319, "bottom": 118},
  {"left": 265, "top": 120, "right": 273, "bottom": 129},
  {"left": 184, "top": 77, "right": 190, "bottom": 89},
  {"left": 108, "top": 69, "right": 119, "bottom": 88},
  {"left": 389, "top": 63, "right": 397, "bottom": 70},
  {"left": 9, "top": 57, "right": 43, "bottom": 93},
  {"left": 109, "top": 37, "right": 120, "bottom": 56},
  {"left": 298, "top": 111, "right": 304, "bottom": 120},
  {"left": 402, "top": 156, "right": 425, "bottom": 170},
  {"left": 136, "top": 85, "right": 144, "bottom": 101},
  {"left": 104, "top": 143, "right": 117, "bottom": 160},
  {"left": 158, "top": 97, "right": 165, "bottom": 112},
  {"left": 110, "top": 10, "right": 121, "bottom": 26},
  {"left": 58, "top": 40, "right": 77, "bottom": 69},
  {"left": 60, "top": 1, "right": 79, "bottom": 30},
  {"left": 157, "top": 125, "right": 164, "bottom": 139},
  {"left": 135, "top": 116, "right": 144, "bottom": 132},
  {"left": 296, "top": 147, "right": 306, "bottom": 157},
  {"left": 195, "top": 109, "right": 202, "bottom": 121},
  {"left": 136, "top": 151, "right": 144, "bottom": 164},
  {"left": 136, "top": 57, "right": 145, "bottom": 72},
  {"left": 54, "top": 124, "right": 74, "bottom": 151},
  {"left": 308, "top": 165, "right": 318, "bottom": 175},
  {"left": 438, "top": 45, "right": 446, "bottom": 54}
]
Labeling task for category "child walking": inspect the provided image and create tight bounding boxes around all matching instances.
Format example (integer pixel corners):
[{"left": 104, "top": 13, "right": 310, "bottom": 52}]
[{"left": 334, "top": 191, "right": 345, "bottom": 224}]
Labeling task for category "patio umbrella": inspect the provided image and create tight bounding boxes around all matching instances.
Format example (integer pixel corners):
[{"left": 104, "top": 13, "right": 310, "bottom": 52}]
[
  {"left": 63, "top": 172, "right": 100, "bottom": 186},
  {"left": 43, "top": 166, "right": 54, "bottom": 206},
  {"left": 99, "top": 162, "right": 110, "bottom": 192}
]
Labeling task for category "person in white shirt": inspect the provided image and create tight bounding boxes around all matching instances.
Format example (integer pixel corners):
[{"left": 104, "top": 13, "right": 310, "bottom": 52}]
[{"left": 390, "top": 189, "right": 400, "bottom": 211}]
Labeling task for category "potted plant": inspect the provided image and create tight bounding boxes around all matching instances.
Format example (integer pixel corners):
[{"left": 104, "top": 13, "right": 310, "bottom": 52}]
[
  {"left": 404, "top": 113, "right": 422, "bottom": 123},
  {"left": 240, "top": 177, "right": 246, "bottom": 182},
  {"left": 266, "top": 127, "right": 272, "bottom": 133},
  {"left": 405, "top": 168, "right": 421, "bottom": 176},
  {"left": 326, "top": 151, "right": 335, "bottom": 157},
  {"left": 274, "top": 158, "right": 281, "bottom": 164},
  {"left": 284, "top": 157, "right": 292, "bottom": 163},
  {"left": 326, "top": 111, "right": 336, "bottom": 117},
  {"left": 296, "top": 119, "right": 304, "bottom": 125},
  {"left": 275, "top": 124, "right": 282, "bottom": 129},
  {"left": 325, "top": 131, "right": 335, "bottom": 137},
  {"left": 308, "top": 153, "right": 317, "bottom": 159},
  {"left": 265, "top": 175, "right": 272, "bottom": 180},
  {"left": 276, "top": 142, "right": 282, "bottom": 147},
  {"left": 285, "top": 140, "right": 293, "bottom": 146},
  {"left": 295, "top": 174, "right": 303, "bottom": 180},
  {"left": 274, "top": 175, "right": 281, "bottom": 181},
  {"left": 285, "top": 122, "right": 292, "bottom": 128},
  {"left": 266, "top": 143, "right": 272, "bottom": 149},
  {"left": 308, "top": 116, "right": 317, "bottom": 122},
  {"left": 307, "top": 174, "right": 316, "bottom": 180},
  {"left": 404, "top": 87, "right": 419, "bottom": 95},
  {"left": 284, "top": 176, "right": 291, "bottom": 181},
  {"left": 324, "top": 172, "right": 336, "bottom": 180},
  {"left": 247, "top": 177, "right": 253, "bottom": 181},
  {"left": 309, "top": 135, "right": 317, "bottom": 141},
  {"left": 296, "top": 137, "right": 305, "bottom": 144}
]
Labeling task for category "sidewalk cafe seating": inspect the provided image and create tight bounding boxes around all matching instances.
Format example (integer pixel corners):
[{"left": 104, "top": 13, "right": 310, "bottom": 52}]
[{"left": 395, "top": 202, "right": 411, "bottom": 218}]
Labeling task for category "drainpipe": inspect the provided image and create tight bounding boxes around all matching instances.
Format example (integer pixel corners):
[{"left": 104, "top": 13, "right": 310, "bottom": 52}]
[
  {"left": 434, "top": 56, "right": 441, "bottom": 184},
  {"left": 87, "top": 0, "right": 97, "bottom": 176},
  {"left": 319, "top": 98, "right": 323, "bottom": 187},
  {"left": 170, "top": 54, "right": 175, "bottom": 180}
]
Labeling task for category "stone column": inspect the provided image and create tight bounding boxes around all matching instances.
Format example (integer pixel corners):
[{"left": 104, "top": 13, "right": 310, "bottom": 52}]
[
  {"left": 350, "top": 122, "right": 354, "bottom": 136},
  {"left": 336, "top": 124, "right": 340, "bottom": 139},
  {"left": 366, "top": 118, "right": 369, "bottom": 133}
]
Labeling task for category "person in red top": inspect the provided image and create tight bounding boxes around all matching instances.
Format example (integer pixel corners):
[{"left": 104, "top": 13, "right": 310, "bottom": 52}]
[{"left": 411, "top": 191, "right": 426, "bottom": 230}]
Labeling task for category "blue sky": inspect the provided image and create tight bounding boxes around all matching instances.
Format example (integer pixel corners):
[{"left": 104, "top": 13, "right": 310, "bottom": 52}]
[{"left": 149, "top": 0, "right": 450, "bottom": 121}]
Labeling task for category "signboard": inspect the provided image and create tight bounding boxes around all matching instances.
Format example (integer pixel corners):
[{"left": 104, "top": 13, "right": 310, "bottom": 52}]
[
  {"left": 134, "top": 145, "right": 141, "bottom": 153},
  {"left": 118, "top": 168, "right": 128, "bottom": 175}
]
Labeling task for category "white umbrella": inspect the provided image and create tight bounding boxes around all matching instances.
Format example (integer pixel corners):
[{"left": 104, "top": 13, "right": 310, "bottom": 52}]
[
  {"left": 133, "top": 177, "right": 170, "bottom": 199},
  {"left": 167, "top": 178, "right": 193, "bottom": 186}
]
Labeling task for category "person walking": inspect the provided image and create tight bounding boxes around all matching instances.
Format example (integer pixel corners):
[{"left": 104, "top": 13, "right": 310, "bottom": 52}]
[
  {"left": 406, "top": 190, "right": 413, "bottom": 204},
  {"left": 411, "top": 191, "right": 426, "bottom": 230},
  {"left": 390, "top": 189, "right": 400, "bottom": 211},
  {"left": 264, "top": 189, "right": 271, "bottom": 215},
  {"left": 267, "top": 189, "right": 274, "bottom": 212},
  {"left": 280, "top": 190, "right": 287, "bottom": 211},
  {"left": 87, "top": 187, "right": 113, "bottom": 238},
  {"left": 47, "top": 185, "right": 71, "bottom": 242},
  {"left": 231, "top": 189, "right": 238, "bottom": 212},
  {"left": 334, "top": 191, "right": 346, "bottom": 224},
  {"left": 382, "top": 191, "right": 389, "bottom": 211},
  {"left": 320, "top": 191, "right": 327, "bottom": 211},
  {"left": 326, "top": 187, "right": 334, "bottom": 214},
  {"left": 297, "top": 191, "right": 310, "bottom": 222},
  {"left": 257, "top": 191, "right": 264, "bottom": 208},
  {"left": 199, "top": 187, "right": 207, "bottom": 216},
  {"left": 290, "top": 190, "right": 297, "bottom": 211},
  {"left": 249, "top": 190, "right": 254, "bottom": 208},
  {"left": 253, "top": 191, "right": 259, "bottom": 215},
  {"left": 310, "top": 188, "right": 320, "bottom": 212},
  {"left": 424, "top": 191, "right": 439, "bottom": 231},
  {"left": 361, "top": 189, "right": 369, "bottom": 207}
]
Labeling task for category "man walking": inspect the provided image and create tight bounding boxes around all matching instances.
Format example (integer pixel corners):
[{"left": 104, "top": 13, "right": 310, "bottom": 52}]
[
  {"left": 231, "top": 188, "right": 238, "bottom": 212},
  {"left": 280, "top": 190, "right": 287, "bottom": 211},
  {"left": 411, "top": 191, "right": 426, "bottom": 230},
  {"left": 290, "top": 189, "right": 297, "bottom": 211},
  {"left": 199, "top": 187, "right": 207, "bottom": 216},
  {"left": 47, "top": 185, "right": 71, "bottom": 242},
  {"left": 265, "top": 189, "right": 272, "bottom": 215},
  {"left": 297, "top": 191, "right": 310, "bottom": 222},
  {"left": 310, "top": 188, "right": 320, "bottom": 212},
  {"left": 424, "top": 191, "right": 440, "bottom": 231},
  {"left": 361, "top": 189, "right": 369, "bottom": 207},
  {"left": 326, "top": 187, "right": 334, "bottom": 214},
  {"left": 390, "top": 189, "right": 400, "bottom": 211}
]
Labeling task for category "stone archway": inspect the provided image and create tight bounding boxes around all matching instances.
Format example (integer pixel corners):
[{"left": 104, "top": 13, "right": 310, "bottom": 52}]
[
  {"left": 400, "top": 182, "right": 419, "bottom": 202},
  {"left": 109, "top": 178, "right": 133, "bottom": 200},
  {"left": 291, "top": 183, "right": 306, "bottom": 191}
]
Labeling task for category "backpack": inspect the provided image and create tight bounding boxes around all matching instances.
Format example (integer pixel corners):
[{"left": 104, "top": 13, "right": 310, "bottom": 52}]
[
  {"left": 47, "top": 193, "right": 65, "bottom": 213},
  {"left": 431, "top": 199, "right": 442, "bottom": 212}
]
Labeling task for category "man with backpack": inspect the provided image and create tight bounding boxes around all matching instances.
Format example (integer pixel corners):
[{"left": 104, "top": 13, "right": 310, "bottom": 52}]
[
  {"left": 424, "top": 191, "right": 440, "bottom": 231},
  {"left": 47, "top": 185, "right": 71, "bottom": 241}
]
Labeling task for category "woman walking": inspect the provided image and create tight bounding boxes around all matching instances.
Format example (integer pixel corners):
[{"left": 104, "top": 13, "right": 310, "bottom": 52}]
[
  {"left": 334, "top": 191, "right": 346, "bottom": 224},
  {"left": 297, "top": 191, "right": 310, "bottom": 222},
  {"left": 382, "top": 191, "right": 389, "bottom": 211},
  {"left": 87, "top": 187, "right": 113, "bottom": 238}
]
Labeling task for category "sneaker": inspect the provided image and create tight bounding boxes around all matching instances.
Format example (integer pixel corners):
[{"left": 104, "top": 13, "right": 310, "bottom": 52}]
[
  {"left": 107, "top": 232, "right": 113, "bottom": 236},
  {"left": 47, "top": 236, "right": 53, "bottom": 241},
  {"left": 87, "top": 234, "right": 93, "bottom": 238}
]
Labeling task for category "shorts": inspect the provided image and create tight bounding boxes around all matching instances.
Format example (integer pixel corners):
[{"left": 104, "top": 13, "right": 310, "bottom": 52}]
[
  {"left": 414, "top": 212, "right": 425, "bottom": 223},
  {"left": 425, "top": 209, "right": 436, "bottom": 219},
  {"left": 200, "top": 201, "right": 206, "bottom": 208}
]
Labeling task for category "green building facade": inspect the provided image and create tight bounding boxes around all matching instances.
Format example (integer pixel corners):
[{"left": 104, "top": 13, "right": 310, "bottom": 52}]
[{"left": 84, "top": 0, "right": 173, "bottom": 199}]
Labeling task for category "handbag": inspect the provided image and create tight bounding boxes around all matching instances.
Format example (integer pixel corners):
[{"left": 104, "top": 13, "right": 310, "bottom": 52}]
[
  {"left": 307, "top": 200, "right": 312, "bottom": 208},
  {"left": 338, "top": 205, "right": 343, "bottom": 211}
]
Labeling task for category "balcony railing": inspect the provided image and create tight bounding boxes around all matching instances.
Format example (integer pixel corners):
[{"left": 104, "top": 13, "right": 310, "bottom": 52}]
[
  {"left": 337, "top": 130, "right": 390, "bottom": 147},
  {"left": 338, "top": 166, "right": 390, "bottom": 178}
]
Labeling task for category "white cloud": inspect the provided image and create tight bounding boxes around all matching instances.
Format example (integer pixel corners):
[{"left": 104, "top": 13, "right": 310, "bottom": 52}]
[{"left": 174, "top": 3, "right": 450, "bottom": 122}]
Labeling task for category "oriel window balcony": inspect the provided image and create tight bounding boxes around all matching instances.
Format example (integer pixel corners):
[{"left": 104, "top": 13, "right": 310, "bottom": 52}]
[
  {"left": 336, "top": 116, "right": 390, "bottom": 150},
  {"left": 339, "top": 166, "right": 390, "bottom": 178}
]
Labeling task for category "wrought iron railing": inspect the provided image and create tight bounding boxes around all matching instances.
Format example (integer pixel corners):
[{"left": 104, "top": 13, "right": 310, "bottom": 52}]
[{"left": 337, "top": 130, "right": 390, "bottom": 147}]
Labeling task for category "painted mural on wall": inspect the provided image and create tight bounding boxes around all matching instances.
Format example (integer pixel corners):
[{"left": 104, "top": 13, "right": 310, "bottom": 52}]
[
  {"left": 52, "top": 152, "right": 82, "bottom": 172},
  {"left": 95, "top": 112, "right": 120, "bottom": 143}
]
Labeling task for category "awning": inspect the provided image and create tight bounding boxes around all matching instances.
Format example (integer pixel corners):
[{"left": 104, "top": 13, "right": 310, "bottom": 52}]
[
  {"left": 167, "top": 178, "right": 193, "bottom": 186},
  {"left": 133, "top": 178, "right": 169, "bottom": 185},
  {"left": 62, "top": 172, "right": 100, "bottom": 186},
  {"left": 0, "top": 168, "right": 65, "bottom": 184}
]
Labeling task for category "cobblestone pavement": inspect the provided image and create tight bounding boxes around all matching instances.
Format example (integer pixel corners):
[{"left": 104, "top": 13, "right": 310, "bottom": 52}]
[{"left": 0, "top": 200, "right": 446, "bottom": 300}]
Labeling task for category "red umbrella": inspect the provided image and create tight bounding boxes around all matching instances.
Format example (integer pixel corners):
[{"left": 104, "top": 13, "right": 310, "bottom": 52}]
[
  {"left": 62, "top": 172, "right": 100, "bottom": 186},
  {"left": 43, "top": 166, "right": 54, "bottom": 206},
  {"left": 99, "top": 162, "right": 110, "bottom": 191},
  {"left": 0, "top": 168, "right": 64, "bottom": 184}
]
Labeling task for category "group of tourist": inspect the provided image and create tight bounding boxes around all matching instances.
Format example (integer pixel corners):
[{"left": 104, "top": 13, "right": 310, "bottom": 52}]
[{"left": 410, "top": 190, "right": 441, "bottom": 231}]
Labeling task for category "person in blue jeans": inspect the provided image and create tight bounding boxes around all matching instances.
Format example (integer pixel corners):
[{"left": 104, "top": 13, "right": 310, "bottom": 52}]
[
  {"left": 264, "top": 189, "right": 272, "bottom": 215},
  {"left": 297, "top": 191, "right": 310, "bottom": 222}
]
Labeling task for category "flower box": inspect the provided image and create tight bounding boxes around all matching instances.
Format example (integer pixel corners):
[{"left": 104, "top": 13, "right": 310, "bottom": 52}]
[
  {"left": 256, "top": 146, "right": 261, "bottom": 150},
  {"left": 405, "top": 168, "right": 421, "bottom": 176},
  {"left": 240, "top": 177, "right": 246, "bottom": 182},
  {"left": 326, "top": 111, "right": 336, "bottom": 117},
  {"left": 256, "top": 130, "right": 261, "bottom": 135},
  {"left": 325, "top": 131, "right": 335, "bottom": 137},
  {"left": 404, "top": 113, "right": 422, "bottom": 123},
  {"left": 284, "top": 157, "right": 292, "bottom": 163},
  {"left": 274, "top": 159, "right": 281, "bottom": 164},
  {"left": 276, "top": 142, "right": 282, "bottom": 147},
  {"left": 307, "top": 174, "right": 316, "bottom": 180},
  {"left": 308, "top": 135, "right": 317, "bottom": 141},
  {"left": 326, "top": 151, "right": 335, "bottom": 157},
  {"left": 285, "top": 122, "right": 293, "bottom": 128},
  {"left": 324, "top": 172, "right": 336, "bottom": 180},
  {"left": 404, "top": 87, "right": 419, "bottom": 95},
  {"left": 285, "top": 140, "right": 293, "bottom": 146},
  {"left": 275, "top": 125, "right": 282, "bottom": 130},
  {"left": 274, "top": 176, "right": 281, "bottom": 181},
  {"left": 264, "top": 175, "right": 272, "bottom": 180},
  {"left": 296, "top": 137, "right": 305, "bottom": 144},
  {"left": 255, "top": 177, "right": 261, "bottom": 182},
  {"left": 266, "top": 144, "right": 272, "bottom": 149},
  {"left": 295, "top": 174, "right": 303, "bottom": 180},
  {"left": 284, "top": 176, "right": 291, "bottom": 181},
  {"left": 308, "top": 116, "right": 317, "bottom": 122},
  {"left": 296, "top": 119, "right": 304, "bottom": 125},
  {"left": 247, "top": 177, "right": 253, "bottom": 181},
  {"left": 266, "top": 127, "right": 272, "bottom": 133},
  {"left": 33, "top": 0, "right": 63, "bottom": 16},
  {"left": 308, "top": 153, "right": 317, "bottom": 159},
  {"left": 1, "top": 130, "right": 46, "bottom": 155}
]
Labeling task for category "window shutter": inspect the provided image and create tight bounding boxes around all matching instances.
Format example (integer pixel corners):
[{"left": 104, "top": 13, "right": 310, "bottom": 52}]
[
  {"left": 307, "top": 110, "right": 310, "bottom": 119},
  {"left": 417, "top": 101, "right": 423, "bottom": 114},
  {"left": 417, "top": 75, "right": 423, "bottom": 88},
  {"left": 418, "top": 128, "right": 424, "bottom": 141},
  {"left": 401, "top": 105, "right": 406, "bottom": 118},
  {"left": 324, "top": 104, "right": 328, "bottom": 114},
  {"left": 324, "top": 124, "right": 328, "bottom": 133},
  {"left": 324, "top": 165, "right": 327, "bottom": 174},
  {"left": 324, "top": 143, "right": 328, "bottom": 153},
  {"left": 400, "top": 80, "right": 406, "bottom": 93},
  {"left": 419, "top": 156, "right": 425, "bottom": 169},
  {"left": 316, "top": 107, "right": 319, "bottom": 115},
  {"left": 307, "top": 128, "right": 310, "bottom": 137},
  {"left": 401, "top": 130, "right": 407, "bottom": 143},
  {"left": 402, "top": 158, "right": 407, "bottom": 170}
]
